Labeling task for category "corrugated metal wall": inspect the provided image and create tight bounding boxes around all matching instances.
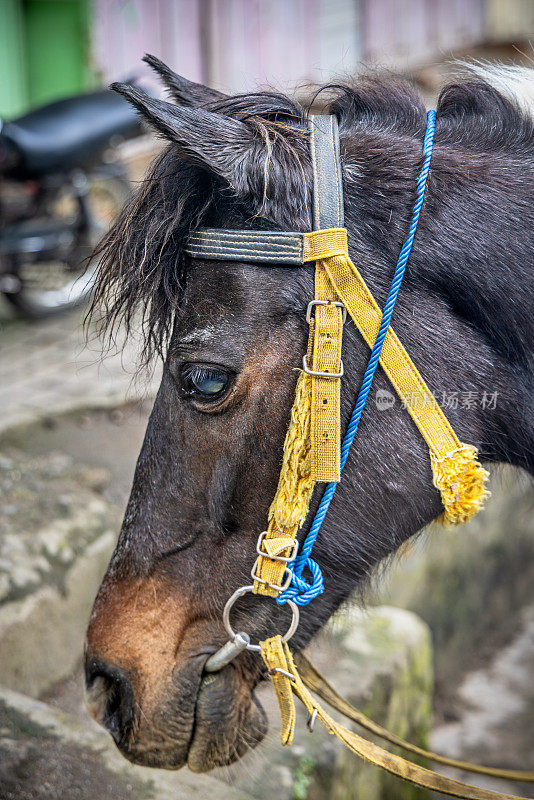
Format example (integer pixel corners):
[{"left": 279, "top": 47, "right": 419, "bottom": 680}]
[
  {"left": 92, "top": 0, "right": 361, "bottom": 91},
  {"left": 93, "top": 0, "right": 206, "bottom": 85},
  {"left": 362, "top": 0, "right": 485, "bottom": 67},
  {"left": 91, "top": 0, "right": 533, "bottom": 92}
]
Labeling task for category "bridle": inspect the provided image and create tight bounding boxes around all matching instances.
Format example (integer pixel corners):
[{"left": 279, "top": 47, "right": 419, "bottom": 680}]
[{"left": 184, "top": 113, "right": 532, "bottom": 799}]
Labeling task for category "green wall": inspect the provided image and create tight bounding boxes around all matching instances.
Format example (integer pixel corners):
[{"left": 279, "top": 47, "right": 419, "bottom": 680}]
[
  {"left": 0, "top": 0, "right": 28, "bottom": 117},
  {"left": 0, "top": 0, "right": 93, "bottom": 119},
  {"left": 25, "top": 0, "right": 93, "bottom": 108}
]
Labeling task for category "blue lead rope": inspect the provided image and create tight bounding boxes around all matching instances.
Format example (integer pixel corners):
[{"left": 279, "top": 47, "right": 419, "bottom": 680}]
[{"left": 279, "top": 109, "right": 437, "bottom": 607}]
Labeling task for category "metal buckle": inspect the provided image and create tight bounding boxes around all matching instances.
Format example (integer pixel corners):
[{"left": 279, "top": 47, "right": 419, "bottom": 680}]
[
  {"left": 307, "top": 708, "right": 318, "bottom": 732},
  {"left": 302, "top": 354, "right": 344, "bottom": 379},
  {"left": 221, "top": 585, "right": 300, "bottom": 653},
  {"left": 268, "top": 667, "right": 295, "bottom": 681},
  {"left": 256, "top": 531, "right": 299, "bottom": 563},
  {"left": 251, "top": 559, "right": 293, "bottom": 592},
  {"left": 306, "top": 299, "right": 347, "bottom": 324}
]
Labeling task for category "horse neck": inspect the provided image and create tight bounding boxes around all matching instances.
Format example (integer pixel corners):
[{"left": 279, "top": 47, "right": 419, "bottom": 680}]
[{"left": 342, "top": 123, "right": 534, "bottom": 474}]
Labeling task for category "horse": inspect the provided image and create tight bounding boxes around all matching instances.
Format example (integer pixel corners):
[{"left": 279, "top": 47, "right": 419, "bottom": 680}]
[{"left": 83, "top": 57, "right": 534, "bottom": 773}]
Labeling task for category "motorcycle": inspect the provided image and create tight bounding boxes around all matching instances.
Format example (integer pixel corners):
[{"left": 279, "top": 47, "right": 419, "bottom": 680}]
[{"left": 0, "top": 86, "right": 145, "bottom": 317}]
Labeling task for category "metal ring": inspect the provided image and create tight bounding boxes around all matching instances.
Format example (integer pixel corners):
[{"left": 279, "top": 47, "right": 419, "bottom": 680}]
[
  {"left": 268, "top": 667, "right": 295, "bottom": 681},
  {"left": 222, "top": 585, "right": 300, "bottom": 653},
  {"left": 307, "top": 708, "right": 318, "bottom": 733}
]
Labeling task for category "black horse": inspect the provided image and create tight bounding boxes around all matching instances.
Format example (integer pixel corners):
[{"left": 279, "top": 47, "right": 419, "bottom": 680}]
[{"left": 84, "top": 57, "right": 534, "bottom": 772}]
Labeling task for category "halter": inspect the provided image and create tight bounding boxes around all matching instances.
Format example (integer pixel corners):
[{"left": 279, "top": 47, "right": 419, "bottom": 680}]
[
  {"left": 184, "top": 113, "right": 524, "bottom": 800},
  {"left": 187, "top": 111, "right": 488, "bottom": 610}
]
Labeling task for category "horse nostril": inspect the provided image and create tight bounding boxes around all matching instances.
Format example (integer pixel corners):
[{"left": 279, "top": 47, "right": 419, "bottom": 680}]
[{"left": 84, "top": 658, "right": 135, "bottom": 745}]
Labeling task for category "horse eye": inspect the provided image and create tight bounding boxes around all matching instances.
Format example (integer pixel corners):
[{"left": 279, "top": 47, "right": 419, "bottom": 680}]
[{"left": 182, "top": 364, "right": 230, "bottom": 400}]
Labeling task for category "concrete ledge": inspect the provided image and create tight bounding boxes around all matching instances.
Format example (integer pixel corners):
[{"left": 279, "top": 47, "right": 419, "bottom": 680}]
[
  {"left": 0, "top": 685, "right": 254, "bottom": 800},
  {"left": 0, "top": 447, "right": 120, "bottom": 696}
]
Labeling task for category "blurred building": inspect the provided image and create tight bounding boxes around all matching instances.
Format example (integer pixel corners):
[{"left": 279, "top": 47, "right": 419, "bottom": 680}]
[{"left": 1, "top": 0, "right": 533, "bottom": 118}]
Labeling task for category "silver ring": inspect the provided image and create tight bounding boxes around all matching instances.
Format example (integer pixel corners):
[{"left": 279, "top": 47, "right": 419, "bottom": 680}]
[{"left": 222, "top": 585, "right": 300, "bottom": 652}]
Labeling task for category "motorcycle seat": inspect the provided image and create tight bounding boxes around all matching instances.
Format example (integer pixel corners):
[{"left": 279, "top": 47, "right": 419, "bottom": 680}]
[{"left": 1, "top": 89, "right": 143, "bottom": 176}]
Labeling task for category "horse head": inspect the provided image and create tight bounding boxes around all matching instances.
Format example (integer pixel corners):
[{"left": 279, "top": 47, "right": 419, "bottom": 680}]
[{"left": 84, "top": 58, "right": 534, "bottom": 771}]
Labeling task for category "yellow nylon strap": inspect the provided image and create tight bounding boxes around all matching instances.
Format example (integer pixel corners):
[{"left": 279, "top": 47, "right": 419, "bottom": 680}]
[
  {"left": 260, "top": 636, "right": 296, "bottom": 745},
  {"left": 295, "top": 652, "right": 534, "bottom": 783},
  {"left": 261, "top": 638, "right": 530, "bottom": 800},
  {"left": 261, "top": 536, "right": 296, "bottom": 559},
  {"left": 309, "top": 264, "right": 343, "bottom": 482},
  {"left": 303, "top": 229, "right": 489, "bottom": 525}
]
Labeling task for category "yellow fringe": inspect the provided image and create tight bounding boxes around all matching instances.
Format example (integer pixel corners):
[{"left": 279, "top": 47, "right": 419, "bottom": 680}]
[
  {"left": 431, "top": 444, "right": 490, "bottom": 527},
  {"left": 268, "top": 372, "right": 314, "bottom": 534},
  {"left": 267, "top": 374, "right": 489, "bottom": 540}
]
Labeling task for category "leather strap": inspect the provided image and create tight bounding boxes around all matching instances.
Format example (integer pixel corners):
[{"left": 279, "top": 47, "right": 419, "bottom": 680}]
[
  {"left": 185, "top": 227, "right": 350, "bottom": 264},
  {"left": 296, "top": 652, "right": 534, "bottom": 783},
  {"left": 306, "top": 116, "right": 344, "bottom": 482},
  {"left": 185, "top": 228, "right": 306, "bottom": 265},
  {"left": 260, "top": 637, "right": 296, "bottom": 744},
  {"left": 186, "top": 227, "right": 348, "bottom": 264},
  {"left": 184, "top": 115, "right": 344, "bottom": 267},
  {"left": 309, "top": 115, "right": 344, "bottom": 229}
]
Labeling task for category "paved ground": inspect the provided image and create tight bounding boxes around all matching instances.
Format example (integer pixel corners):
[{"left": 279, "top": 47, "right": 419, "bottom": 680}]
[{"left": 0, "top": 299, "right": 160, "bottom": 435}]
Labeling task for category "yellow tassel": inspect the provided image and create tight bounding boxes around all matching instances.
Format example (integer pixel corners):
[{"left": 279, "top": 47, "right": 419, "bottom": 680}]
[
  {"left": 268, "top": 372, "right": 314, "bottom": 533},
  {"left": 431, "top": 444, "right": 490, "bottom": 527}
]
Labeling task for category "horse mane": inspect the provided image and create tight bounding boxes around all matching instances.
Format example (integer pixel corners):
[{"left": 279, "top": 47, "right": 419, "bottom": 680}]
[{"left": 87, "top": 65, "right": 534, "bottom": 366}]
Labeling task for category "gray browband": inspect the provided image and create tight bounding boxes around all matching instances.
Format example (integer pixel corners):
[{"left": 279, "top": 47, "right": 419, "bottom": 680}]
[
  {"left": 186, "top": 228, "right": 307, "bottom": 265},
  {"left": 185, "top": 115, "right": 343, "bottom": 265}
]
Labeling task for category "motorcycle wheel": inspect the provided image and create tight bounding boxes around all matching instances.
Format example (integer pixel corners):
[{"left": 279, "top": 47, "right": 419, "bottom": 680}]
[{"left": 5, "top": 173, "right": 130, "bottom": 319}]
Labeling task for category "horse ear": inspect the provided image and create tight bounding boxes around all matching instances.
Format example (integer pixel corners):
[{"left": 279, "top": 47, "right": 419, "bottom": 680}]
[
  {"left": 143, "top": 54, "right": 226, "bottom": 107},
  {"left": 111, "top": 83, "right": 254, "bottom": 191}
]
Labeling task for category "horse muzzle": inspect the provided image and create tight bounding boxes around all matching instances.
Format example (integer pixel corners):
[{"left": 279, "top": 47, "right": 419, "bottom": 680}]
[{"left": 84, "top": 644, "right": 267, "bottom": 771}]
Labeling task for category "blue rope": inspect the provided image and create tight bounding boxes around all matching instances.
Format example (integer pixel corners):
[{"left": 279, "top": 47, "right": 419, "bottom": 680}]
[{"left": 278, "top": 109, "right": 437, "bottom": 606}]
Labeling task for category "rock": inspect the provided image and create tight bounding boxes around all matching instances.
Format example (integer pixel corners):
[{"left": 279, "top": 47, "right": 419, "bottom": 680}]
[
  {"left": 9, "top": 565, "right": 40, "bottom": 591},
  {"left": 326, "top": 606, "right": 433, "bottom": 800},
  {"left": 376, "top": 470, "right": 534, "bottom": 797},
  {"left": 77, "top": 467, "right": 110, "bottom": 494},
  {"left": 429, "top": 603, "right": 534, "bottom": 797},
  {"left": 0, "top": 533, "right": 115, "bottom": 697},
  {"left": 0, "top": 445, "right": 121, "bottom": 695},
  {"left": 383, "top": 470, "right": 534, "bottom": 690},
  {"left": 0, "top": 447, "right": 120, "bottom": 609},
  {"left": 0, "top": 575, "right": 10, "bottom": 602},
  {"left": 0, "top": 686, "right": 254, "bottom": 800}
]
